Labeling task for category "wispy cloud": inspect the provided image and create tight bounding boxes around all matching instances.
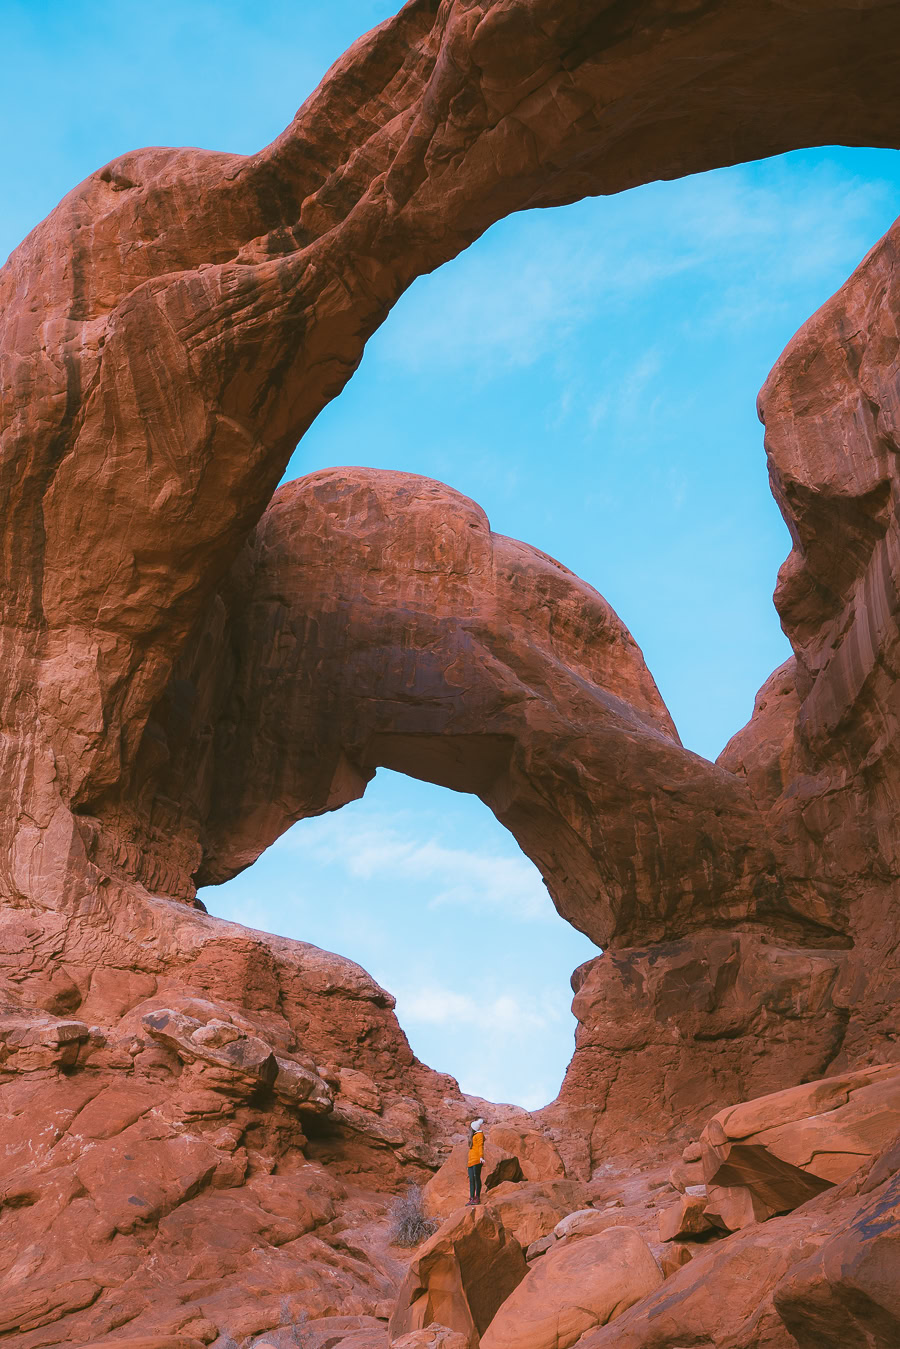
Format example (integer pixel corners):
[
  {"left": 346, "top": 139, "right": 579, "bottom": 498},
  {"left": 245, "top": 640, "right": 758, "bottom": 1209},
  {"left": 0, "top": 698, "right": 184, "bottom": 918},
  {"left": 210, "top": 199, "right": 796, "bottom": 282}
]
[
  {"left": 395, "top": 982, "right": 562, "bottom": 1034},
  {"left": 378, "top": 159, "right": 893, "bottom": 376},
  {"left": 281, "top": 811, "right": 555, "bottom": 922}
]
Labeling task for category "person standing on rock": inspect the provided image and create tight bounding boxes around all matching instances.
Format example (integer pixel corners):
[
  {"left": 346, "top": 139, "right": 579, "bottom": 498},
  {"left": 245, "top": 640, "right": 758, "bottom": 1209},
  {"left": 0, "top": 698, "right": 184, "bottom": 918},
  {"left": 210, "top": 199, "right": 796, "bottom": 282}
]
[{"left": 467, "top": 1118, "right": 485, "bottom": 1206}]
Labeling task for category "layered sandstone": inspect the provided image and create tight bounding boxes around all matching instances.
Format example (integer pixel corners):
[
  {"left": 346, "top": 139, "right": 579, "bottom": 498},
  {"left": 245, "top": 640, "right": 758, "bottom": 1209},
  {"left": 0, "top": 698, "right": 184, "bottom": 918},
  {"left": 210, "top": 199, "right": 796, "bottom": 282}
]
[{"left": 2, "top": 0, "right": 900, "bottom": 1346}]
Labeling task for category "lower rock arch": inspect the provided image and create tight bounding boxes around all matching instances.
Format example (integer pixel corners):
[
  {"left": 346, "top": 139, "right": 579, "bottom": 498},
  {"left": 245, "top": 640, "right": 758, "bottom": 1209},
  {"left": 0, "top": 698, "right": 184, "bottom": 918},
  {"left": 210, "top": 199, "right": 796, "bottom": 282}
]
[{"left": 106, "top": 466, "right": 797, "bottom": 959}]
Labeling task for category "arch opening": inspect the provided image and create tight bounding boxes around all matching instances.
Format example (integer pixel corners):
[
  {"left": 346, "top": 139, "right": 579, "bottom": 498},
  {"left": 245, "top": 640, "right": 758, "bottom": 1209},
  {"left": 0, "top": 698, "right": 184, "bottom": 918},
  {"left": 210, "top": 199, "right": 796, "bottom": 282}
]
[{"left": 201, "top": 768, "right": 599, "bottom": 1110}]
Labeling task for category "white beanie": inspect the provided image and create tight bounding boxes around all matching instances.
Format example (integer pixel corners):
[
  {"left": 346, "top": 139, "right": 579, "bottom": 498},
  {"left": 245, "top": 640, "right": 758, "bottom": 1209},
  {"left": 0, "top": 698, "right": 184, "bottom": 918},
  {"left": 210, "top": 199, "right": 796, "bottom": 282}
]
[{"left": 471, "top": 1118, "right": 484, "bottom": 1131}]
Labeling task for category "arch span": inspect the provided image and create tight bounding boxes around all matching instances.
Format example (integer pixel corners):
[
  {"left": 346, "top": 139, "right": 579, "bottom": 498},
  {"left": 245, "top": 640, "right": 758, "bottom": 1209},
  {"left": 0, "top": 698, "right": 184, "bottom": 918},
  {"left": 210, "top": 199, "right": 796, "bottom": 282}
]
[
  {"left": 121, "top": 467, "right": 803, "bottom": 954},
  {"left": 4, "top": 0, "right": 900, "bottom": 889}
]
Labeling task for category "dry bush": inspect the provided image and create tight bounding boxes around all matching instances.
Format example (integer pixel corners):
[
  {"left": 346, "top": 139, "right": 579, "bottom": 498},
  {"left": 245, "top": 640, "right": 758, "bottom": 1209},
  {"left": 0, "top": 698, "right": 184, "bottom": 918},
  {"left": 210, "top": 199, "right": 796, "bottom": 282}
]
[{"left": 389, "top": 1184, "right": 440, "bottom": 1247}]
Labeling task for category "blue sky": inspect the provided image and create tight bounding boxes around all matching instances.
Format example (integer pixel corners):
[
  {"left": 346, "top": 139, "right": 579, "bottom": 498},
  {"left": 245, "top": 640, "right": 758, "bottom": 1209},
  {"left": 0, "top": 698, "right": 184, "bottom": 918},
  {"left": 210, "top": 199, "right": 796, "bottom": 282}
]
[{"left": 5, "top": 2, "right": 900, "bottom": 1108}]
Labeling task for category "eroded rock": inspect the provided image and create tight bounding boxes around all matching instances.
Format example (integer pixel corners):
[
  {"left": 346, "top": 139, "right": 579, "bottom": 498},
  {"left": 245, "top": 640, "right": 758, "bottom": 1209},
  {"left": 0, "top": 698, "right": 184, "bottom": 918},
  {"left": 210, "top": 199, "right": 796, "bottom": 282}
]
[
  {"left": 480, "top": 1226, "right": 663, "bottom": 1349},
  {"left": 389, "top": 1206, "right": 528, "bottom": 1348}
]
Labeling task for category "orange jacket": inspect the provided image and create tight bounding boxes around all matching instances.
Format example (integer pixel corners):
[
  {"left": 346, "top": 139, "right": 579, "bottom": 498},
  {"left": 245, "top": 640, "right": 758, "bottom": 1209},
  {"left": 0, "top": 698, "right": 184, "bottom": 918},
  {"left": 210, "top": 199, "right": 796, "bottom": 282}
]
[{"left": 467, "top": 1131, "right": 484, "bottom": 1166}]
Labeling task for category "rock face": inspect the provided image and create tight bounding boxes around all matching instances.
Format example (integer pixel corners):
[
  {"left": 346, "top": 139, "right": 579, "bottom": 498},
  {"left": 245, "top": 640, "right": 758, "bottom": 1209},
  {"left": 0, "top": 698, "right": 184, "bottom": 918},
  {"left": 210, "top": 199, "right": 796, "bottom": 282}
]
[
  {"left": 479, "top": 1226, "right": 663, "bottom": 1349},
  {"left": 389, "top": 1206, "right": 528, "bottom": 1348},
  {"left": 423, "top": 1127, "right": 565, "bottom": 1219},
  {"left": 577, "top": 1137, "right": 900, "bottom": 1349},
  {"left": 700, "top": 1063, "right": 900, "bottom": 1229},
  {"left": 718, "top": 212, "right": 900, "bottom": 1074},
  {"left": 3, "top": 0, "right": 900, "bottom": 1345}
]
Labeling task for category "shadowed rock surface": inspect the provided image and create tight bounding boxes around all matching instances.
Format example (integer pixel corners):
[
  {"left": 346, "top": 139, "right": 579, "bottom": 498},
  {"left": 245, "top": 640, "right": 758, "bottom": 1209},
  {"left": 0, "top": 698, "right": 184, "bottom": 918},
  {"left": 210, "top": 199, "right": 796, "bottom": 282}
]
[{"left": 3, "top": 0, "right": 900, "bottom": 1344}]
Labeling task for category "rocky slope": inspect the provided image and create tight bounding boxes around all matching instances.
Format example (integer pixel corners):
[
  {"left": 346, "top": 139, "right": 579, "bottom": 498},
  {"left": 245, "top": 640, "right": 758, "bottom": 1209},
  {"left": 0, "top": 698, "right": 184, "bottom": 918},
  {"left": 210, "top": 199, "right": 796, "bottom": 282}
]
[{"left": 2, "top": 0, "right": 900, "bottom": 1345}]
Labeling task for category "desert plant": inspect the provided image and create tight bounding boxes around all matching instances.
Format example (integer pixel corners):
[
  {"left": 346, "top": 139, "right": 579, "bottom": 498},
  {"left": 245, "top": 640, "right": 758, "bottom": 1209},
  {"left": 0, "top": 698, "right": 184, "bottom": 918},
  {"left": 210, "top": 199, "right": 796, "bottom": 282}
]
[
  {"left": 279, "top": 1297, "right": 308, "bottom": 1346},
  {"left": 388, "top": 1183, "right": 440, "bottom": 1247},
  {"left": 243, "top": 1301, "right": 308, "bottom": 1348}
]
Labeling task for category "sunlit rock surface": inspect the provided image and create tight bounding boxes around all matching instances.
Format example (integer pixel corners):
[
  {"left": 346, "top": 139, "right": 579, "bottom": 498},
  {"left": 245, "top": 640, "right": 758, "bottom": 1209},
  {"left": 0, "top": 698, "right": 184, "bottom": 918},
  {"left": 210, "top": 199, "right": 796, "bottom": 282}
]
[{"left": 2, "top": 0, "right": 900, "bottom": 1343}]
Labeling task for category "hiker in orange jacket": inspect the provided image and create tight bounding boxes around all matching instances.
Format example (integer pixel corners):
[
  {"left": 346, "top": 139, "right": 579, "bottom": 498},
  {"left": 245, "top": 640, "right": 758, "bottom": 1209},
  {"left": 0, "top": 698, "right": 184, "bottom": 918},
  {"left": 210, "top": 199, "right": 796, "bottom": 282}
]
[{"left": 466, "top": 1118, "right": 485, "bottom": 1206}]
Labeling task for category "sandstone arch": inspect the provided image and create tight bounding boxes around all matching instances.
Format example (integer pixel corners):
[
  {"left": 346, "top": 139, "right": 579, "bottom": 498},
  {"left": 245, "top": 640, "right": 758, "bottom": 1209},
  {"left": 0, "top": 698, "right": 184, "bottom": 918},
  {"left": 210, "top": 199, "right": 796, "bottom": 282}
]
[
  {"left": 134, "top": 466, "right": 789, "bottom": 954},
  {"left": 3, "top": 0, "right": 900, "bottom": 929},
  {"left": 0, "top": 0, "right": 897, "bottom": 1127},
  {"left": 3, "top": 5, "right": 900, "bottom": 1341}
]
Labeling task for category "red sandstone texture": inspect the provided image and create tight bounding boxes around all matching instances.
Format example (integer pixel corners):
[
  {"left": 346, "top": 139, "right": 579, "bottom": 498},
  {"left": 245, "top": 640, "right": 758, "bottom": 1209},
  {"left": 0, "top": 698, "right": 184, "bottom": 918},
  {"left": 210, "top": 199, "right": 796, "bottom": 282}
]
[{"left": 2, "top": 0, "right": 900, "bottom": 1345}]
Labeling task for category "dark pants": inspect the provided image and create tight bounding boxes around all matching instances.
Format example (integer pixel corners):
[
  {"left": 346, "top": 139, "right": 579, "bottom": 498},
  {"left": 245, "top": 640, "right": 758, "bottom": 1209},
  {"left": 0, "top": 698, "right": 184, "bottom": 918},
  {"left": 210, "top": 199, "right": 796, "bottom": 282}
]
[{"left": 468, "top": 1163, "right": 483, "bottom": 1202}]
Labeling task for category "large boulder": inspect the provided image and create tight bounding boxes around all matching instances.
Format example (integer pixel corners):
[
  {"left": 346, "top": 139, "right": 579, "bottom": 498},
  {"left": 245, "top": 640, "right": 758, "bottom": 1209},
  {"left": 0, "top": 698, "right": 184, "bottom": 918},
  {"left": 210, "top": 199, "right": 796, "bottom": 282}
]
[
  {"left": 392, "top": 1328, "right": 469, "bottom": 1349},
  {"left": 487, "top": 1128, "right": 566, "bottom": 1182},
  {"left": 657, "top": 1192, "right": 716, "bottom": 1243},
  {"left": 485, "top": 1180, "right": 585, "bottom": 1248},
  {"left": 479, "top": 1226, "right": 663, "bottom": 1349},
  {"left": 701, "top": 1063, "right": 900, "bottom": 1229},
  {"left": 389, "top": 1206, "right": 528, "bottom": 1349}
]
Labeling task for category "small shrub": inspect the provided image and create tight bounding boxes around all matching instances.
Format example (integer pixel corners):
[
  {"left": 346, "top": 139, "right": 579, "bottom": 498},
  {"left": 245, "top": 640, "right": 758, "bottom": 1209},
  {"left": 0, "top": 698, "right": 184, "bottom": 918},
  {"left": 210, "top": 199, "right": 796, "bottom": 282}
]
[
  {"left": 389, "top": 1184, "right": 440, "bottom": 1247},
  {"left": 279, "top": 1297, "right": 307, "bottom": 1346},
  {"left": 244, "top": 1301, "right": 308, "bottom": 1348}
]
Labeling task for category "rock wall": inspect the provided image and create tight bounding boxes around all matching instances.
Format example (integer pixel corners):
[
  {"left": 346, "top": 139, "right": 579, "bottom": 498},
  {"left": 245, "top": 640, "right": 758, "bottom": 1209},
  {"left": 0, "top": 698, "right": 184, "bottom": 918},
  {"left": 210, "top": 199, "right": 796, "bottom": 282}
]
[
  {"left": 720, "top": 216, "right": 900, "bottom": 1071},
  {"left": 3, "top": 0, "right": 900, "bottom": 1343}
]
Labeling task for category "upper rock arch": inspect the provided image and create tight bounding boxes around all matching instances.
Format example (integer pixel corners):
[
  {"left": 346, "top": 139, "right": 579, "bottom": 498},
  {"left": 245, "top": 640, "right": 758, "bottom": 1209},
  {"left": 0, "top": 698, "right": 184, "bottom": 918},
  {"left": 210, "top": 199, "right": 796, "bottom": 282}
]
[{"left": 3, "top": 0, "right": 900, "bottom": 871}]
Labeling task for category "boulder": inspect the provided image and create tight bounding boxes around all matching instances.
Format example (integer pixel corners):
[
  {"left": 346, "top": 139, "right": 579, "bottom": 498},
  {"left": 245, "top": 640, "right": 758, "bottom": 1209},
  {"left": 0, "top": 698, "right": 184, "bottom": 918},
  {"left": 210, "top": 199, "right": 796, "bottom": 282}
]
[
  {"left": 392, "top": 1327, "right": 469, "bottom": 1349},
  {"left": 480, "top": 1226, "right": 663, "bottom": 1349},
  {"left": 657, "top": 1192, "right": 716, "bottom": 1242},
  {"left": 552, "top": 1208, "right": 598, "bottom": 1239},
  {"left": 700, "top": 1063, "right": 900, "bottom": 1229},
  {"left": 553, "top": 1202, "right": 654, "bottom": 1248},
  {"left": 658, "top": 1242, "right": 694, "bottom": 1278},
  {"left": 668, "top": 1157, "right": 705, "bottom": 1193},
  {"left": 486, "top": 1180, "right": 585, "bottom": 1247},
  {"left": 704, "top": 1180, "right": 773, "bottom": 1233},
  {"left": 389, "top": 1205, "right": 528, "bottom": 1349},
  {"left": 487, "top": 1127, "right": 566, "bottom": 1181}
]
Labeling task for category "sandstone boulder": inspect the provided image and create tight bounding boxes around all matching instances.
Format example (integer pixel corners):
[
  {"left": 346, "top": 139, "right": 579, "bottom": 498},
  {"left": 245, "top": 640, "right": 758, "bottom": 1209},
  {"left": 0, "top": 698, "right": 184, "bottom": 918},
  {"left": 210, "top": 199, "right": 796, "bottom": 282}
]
[
  {"left": 552, "top": 1202, "right": 656, "bottom": 1248},
  {"left": 658, "top": 1192, "right": 716, "bottom": 1243},
  {"left": 658, "top": 1242, "right": 694, "bottom": 1279},
  {"left": 486, "top": 1180, "right": 585, "bottom": 1247},
  {"left": 392, "top": 1327, "right": 469, "bottom": 1349},
  {"left": 390, "top": 1205, "right": 528, "bottom": 1349},
  {"left": 668, "top": 1157, "right": 705, "bottom": 1193},
  {"left": 480, "top": 1226, "right": 663, "bottom": 1349},
  {"left": 701, "top": 1062, "right": 900, "bottom": 1229},
  {"left": 526, "top": 1234, "right": 556, "bottom": 1261},
  {"left": 487, "top": 1127, "right": 566, "bottom": 1181},
  {"left": 552, "top": 1208, "right": 598, "bottom": 1239}
]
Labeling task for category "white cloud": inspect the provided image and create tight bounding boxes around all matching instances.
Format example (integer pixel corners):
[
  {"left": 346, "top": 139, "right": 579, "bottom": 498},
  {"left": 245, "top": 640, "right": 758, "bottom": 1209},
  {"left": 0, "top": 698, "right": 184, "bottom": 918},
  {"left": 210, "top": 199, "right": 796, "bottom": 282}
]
[
  {"left": 395, "top": 982, "right": 562, "bottom": 1035},
  {"left": 281, "top": 811, "right": 555, "bottom": 922},
  {"left": 376, "top": 158, "right": 894, "bottom": 376}
]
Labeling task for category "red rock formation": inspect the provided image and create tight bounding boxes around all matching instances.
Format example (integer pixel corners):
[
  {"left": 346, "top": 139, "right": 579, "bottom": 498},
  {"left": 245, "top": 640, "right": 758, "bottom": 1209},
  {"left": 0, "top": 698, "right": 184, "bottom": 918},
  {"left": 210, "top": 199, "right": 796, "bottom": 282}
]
[
  {"left": 720, "top": 213, "right": 900, "bottom": 1072},
  {"left": 390, "top": 1205, "right": 528, "bottom": 1347},
  {"left": 480, "top": 1225, "right": 663, "bottom": 1349},
  {"left": 3, "top": 0, "right": 900, "bottom": 1344},
  {"left": 577, "top": 1132, "right": 900, "bottom": 1349}
]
